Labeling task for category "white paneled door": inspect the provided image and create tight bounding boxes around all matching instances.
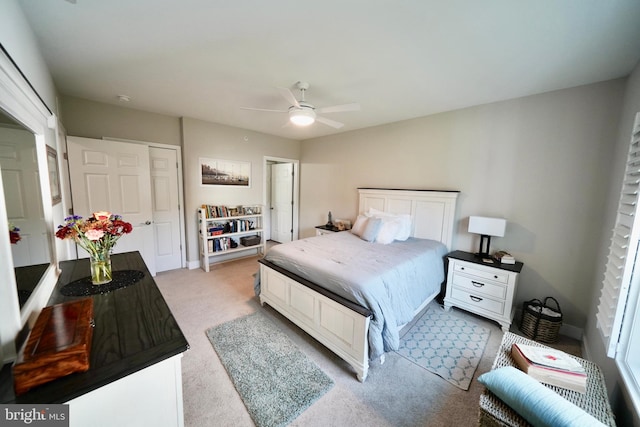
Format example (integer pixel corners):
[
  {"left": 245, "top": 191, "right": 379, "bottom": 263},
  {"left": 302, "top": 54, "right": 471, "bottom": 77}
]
[
  {"left": 0, "top": 127, "right": 49, "bottom": 267},
  {"left": 149, "top": 147, "right": 182, "bottom": 272},
  {"left": 270, "top": 162, "right": 293, "bottom": 243},
  {"left": 67, "top": 136, "right": 156, "bottom": 275}
]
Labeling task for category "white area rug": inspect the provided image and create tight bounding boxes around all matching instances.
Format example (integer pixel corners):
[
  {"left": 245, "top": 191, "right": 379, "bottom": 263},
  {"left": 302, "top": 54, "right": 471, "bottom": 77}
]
[{"left": 396, "top": 308, "right": 490, "bottom": 390}]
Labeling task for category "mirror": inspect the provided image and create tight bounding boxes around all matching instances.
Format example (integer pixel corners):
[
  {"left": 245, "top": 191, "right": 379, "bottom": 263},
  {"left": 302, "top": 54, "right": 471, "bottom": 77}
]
[{"left": 0, "top": 109, "right": 53, "bottom": 308}]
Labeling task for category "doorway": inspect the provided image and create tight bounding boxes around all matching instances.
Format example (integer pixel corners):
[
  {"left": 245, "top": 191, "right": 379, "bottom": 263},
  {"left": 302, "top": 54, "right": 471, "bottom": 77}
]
[{"left": 264, "top": 156, "right": 299, "bottom": 243}]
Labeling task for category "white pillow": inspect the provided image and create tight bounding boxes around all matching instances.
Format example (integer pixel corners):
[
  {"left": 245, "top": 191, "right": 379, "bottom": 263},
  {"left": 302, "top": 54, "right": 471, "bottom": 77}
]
[
  {"left": 360, "top": 217, "right": 382, "bottom": 242},
  {"left": 395, "top": 214, "right": 412, "bottom": 241},
  {"left": 376, "top": 219, "right": 400, "bottom": 244},
  {"left": 367, "top": 208, "right": 412, "bottom": 241},
  {"left": 351, "top": 215, "right": 368, "bottom": 237}
]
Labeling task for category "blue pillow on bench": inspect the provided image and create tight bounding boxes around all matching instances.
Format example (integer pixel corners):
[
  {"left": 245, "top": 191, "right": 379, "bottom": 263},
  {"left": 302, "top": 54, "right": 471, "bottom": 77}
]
[{"left": 478, "top": 366, "right": 606, "bottom": 427}]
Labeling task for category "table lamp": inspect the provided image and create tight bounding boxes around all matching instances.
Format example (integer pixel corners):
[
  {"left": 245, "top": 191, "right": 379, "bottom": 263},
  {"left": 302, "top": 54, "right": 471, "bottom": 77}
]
[{"left": 468, "top": 216, "right": 506, "bottom": 257}]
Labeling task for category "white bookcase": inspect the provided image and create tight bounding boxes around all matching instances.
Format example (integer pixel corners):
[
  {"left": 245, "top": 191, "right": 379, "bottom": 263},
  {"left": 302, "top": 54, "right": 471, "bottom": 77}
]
[{"left": 198, "top": 205, "right": 264, "bottom": 271}]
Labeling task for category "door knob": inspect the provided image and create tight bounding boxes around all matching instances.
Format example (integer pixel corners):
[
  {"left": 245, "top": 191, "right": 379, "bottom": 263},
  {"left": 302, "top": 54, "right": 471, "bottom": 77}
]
[{"left": 140, "top": 220, "right": 152, "bottom": 225}]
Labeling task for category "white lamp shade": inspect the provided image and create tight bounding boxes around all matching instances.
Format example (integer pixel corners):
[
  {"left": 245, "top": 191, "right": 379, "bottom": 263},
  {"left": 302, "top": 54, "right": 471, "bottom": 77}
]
[{"left": 468, "top": 216, "right": 506, "bottom": 237}]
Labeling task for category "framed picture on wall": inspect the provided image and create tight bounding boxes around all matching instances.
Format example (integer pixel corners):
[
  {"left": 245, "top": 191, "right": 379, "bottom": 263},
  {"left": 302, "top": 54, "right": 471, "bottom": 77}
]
[
  {"left": 46, "top": 145, "right": 62, "bottom": 205},
  {"left": 200, "top": 157, "right": 251, "bottom": 187}
]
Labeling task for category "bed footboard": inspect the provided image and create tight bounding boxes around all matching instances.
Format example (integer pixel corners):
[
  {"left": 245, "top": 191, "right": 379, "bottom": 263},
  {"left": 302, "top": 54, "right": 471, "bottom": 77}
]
[{"left": 258, "top": 260, "right": 372, "bottom": 381}]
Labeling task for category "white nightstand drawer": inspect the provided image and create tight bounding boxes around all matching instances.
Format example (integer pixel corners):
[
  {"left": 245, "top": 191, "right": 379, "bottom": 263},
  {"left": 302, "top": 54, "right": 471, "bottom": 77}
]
[
  {"left": 450, "top": 288, "right": 505, "bottom": 315},
  {"left": 451, "top": 274, "right": 507, "bottom": 300},
  {"left": 454, "top": 262, "right": 509, "bottom": 284}
]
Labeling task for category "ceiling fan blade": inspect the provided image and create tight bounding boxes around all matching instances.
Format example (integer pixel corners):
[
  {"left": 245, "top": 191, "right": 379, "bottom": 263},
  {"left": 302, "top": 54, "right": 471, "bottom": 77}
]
[
  {"left": 240, "top": 107, "right": 288, "bottom": 113},
  {"left": 316, "top": 116, "right": 344, "bottom": 129},
  {"left": 277, "top": 87, "right": 301, "bottom": 108},
  {"left": 316, "top": 103, "right": 361, "bottom": 114}
]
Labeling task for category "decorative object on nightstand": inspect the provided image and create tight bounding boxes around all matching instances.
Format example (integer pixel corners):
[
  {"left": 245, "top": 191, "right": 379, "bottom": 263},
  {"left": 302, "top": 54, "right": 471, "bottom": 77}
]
[
  {"left": 444, "top": 250, "right": 523, "bottom": 332},
  {"left": 335, "top": 219, "right": 351, "bottom": 231},
  {"left": 326, "top": 211, "right": 334, "bottom": 227},
  {"left": 468, "top": 216, "right": 507, "bottom": 258},
  {"left": 493, "top": 250, "right": 516, "bottom": 264}
]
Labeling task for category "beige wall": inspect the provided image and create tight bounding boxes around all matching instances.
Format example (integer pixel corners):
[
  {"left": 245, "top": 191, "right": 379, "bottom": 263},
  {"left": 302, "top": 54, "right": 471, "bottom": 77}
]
[
  {"left": 181, "top": 117, "right": 300, "bottom": 265},
  {"left": 60, "top": 96, "right": 182, "bottom": 146},
  {"left": 300, "top": 79, "right": 626, "bottom": 330},
  {"left": 0, "top": 1, "right": 57, "bottom": 113}
]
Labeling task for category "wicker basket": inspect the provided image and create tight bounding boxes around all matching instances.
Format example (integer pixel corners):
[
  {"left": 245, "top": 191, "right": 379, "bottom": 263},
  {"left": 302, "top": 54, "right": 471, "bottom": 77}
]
[{"left": 520, "top": 297, "right": 562, "bottom": 343}]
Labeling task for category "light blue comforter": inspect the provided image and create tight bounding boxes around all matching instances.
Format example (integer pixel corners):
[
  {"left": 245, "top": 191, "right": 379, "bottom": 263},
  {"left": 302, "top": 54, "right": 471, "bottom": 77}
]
[{"left": 255, "top": 232, "right": 447, "bottom": 359}]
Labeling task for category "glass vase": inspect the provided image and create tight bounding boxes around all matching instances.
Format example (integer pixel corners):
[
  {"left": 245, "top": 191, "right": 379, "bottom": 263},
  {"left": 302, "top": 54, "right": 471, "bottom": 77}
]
[{"left": 90, "top": 251, "right": 112, "bottom": 285}]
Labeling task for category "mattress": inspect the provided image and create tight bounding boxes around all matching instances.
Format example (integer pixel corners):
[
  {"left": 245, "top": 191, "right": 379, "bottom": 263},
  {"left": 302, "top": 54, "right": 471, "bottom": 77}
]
[{"left": 256, "top": 231, "right": 447, "bottom": 358}]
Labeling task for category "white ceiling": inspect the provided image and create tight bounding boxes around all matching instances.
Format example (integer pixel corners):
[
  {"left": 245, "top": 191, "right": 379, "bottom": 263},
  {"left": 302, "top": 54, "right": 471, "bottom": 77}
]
[{"left": 18, "top": 0, "right": 640, "bottom": 140}]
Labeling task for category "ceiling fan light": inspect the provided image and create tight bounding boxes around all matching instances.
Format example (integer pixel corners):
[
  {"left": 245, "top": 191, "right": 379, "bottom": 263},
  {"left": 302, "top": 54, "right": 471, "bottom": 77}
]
[{"left": 289, "top": 108, "right": 316, "bottom": 126}]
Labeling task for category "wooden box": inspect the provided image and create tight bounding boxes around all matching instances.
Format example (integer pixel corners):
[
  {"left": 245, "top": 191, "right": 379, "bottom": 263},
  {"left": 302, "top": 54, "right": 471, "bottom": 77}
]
[{"left": 13, "top": 298, "right": 94, "bottom": 395}]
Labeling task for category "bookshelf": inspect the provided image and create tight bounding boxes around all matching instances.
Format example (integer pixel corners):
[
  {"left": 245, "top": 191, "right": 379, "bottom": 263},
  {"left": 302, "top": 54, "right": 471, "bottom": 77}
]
[{"left": 198, "top": 204, "right": 264, "bottom": 271}]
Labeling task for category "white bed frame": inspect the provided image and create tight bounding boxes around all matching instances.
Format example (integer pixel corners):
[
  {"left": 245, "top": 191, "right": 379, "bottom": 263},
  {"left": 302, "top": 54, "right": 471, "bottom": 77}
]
[{"left": 259, "top": 188, "right": 459, "bottom": 381}]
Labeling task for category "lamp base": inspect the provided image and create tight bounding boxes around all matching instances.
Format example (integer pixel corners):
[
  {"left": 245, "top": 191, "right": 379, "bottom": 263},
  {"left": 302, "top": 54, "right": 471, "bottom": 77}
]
[{"left": 476, "top": 234, "right": 492, "bottom": 258}]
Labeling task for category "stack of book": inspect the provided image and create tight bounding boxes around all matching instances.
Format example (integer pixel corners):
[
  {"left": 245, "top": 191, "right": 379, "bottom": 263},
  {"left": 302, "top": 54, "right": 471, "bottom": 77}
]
[
  {"left": 494, "top": 250, "right": 516, "bottom": 264},
  {"left": 511, "top": 343, "right": 587, "bottom": 393}
]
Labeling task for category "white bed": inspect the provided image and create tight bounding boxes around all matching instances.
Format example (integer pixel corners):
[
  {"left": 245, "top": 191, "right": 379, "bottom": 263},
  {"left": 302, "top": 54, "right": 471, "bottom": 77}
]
[{"left": 257, "top": 188, "right": 459, "bottom": 381}]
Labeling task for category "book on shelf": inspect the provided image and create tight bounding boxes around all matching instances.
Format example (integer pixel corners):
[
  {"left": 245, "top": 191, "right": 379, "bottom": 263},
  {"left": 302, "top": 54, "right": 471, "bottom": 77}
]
[
  {"left": 493, "top": 250, "right": 516, "bottom": 264},
  {"left": 207, "top": 236, "right": 238, "bottom": 252},
  {"left": 511, "top": 343, "right": 587, "bottom": 393},
  {"left": 201, "top": 204, "right": 262, "bottom": 219}
]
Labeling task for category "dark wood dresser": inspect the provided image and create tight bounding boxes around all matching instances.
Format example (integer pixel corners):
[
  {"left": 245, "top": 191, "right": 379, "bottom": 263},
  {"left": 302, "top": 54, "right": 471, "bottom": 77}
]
[{"left": 0, "top": 251, "right": 189, "bottom": 426}]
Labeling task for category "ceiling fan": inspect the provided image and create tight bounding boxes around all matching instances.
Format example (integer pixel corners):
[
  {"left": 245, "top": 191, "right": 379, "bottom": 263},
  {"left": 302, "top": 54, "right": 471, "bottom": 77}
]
[{"left": 241, "top": 81, "right": 360, "bottom": 129}]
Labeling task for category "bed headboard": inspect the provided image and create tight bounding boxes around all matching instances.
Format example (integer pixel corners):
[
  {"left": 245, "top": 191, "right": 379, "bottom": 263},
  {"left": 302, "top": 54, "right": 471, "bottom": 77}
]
[{"left": 358, "top": 188, "right": 460, "bottom": 248}]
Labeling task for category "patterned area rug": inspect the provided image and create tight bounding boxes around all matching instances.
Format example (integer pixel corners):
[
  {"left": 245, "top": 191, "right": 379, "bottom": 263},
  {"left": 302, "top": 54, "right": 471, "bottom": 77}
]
[
  {"left": 396, "top": 308, "right": 490, "bottom": 390},
  {"left": 206, "top": 311, "right": 334, "bottom": 427}
]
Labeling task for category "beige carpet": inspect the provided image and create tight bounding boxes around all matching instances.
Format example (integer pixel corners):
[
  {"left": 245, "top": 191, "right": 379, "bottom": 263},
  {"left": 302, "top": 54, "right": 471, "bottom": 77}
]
[{"left": 154, "top": 255, "right": 582, "bottom": 427}]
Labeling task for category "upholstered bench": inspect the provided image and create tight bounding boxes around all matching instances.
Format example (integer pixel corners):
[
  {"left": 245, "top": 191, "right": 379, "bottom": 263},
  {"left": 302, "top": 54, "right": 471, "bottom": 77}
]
[{"left": 478, "top": 332, "right": 616, "bottom": 426}]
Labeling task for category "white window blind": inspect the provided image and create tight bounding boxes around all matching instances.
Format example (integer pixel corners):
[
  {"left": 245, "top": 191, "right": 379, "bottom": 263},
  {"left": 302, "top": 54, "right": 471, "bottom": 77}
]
[{"left": 597, "top": 112, "right": 640, "bottom": 357}]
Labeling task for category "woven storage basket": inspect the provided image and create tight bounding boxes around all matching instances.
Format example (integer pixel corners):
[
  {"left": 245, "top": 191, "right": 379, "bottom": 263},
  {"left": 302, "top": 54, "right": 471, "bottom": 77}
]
[{"left": 520, "top": 297, "right": 562, "bottom": 343}]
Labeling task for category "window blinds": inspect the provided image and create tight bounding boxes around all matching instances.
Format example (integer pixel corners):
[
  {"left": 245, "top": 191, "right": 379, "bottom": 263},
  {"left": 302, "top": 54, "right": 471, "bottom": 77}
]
[{"left": 597, "top": 112, "right": 640, "bottom": 357}]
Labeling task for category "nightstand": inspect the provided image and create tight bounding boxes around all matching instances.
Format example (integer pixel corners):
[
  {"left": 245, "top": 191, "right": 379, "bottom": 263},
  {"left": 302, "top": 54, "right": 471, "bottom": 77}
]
[
  {"left": 444, "top": 250, "right": 523, "bottom": 332},
  {"left": 315, "top": 224, "right": 341, "bottom": 236}
]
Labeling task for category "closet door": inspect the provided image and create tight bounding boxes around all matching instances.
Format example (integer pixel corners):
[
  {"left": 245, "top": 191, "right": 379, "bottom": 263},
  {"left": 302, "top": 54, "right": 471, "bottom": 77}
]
[
  {"left": 67, "top": 136, "right": 156, "bottom": 275},
  {"left": 149, "top": 146, "right": 182, "bottom": 272}
]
